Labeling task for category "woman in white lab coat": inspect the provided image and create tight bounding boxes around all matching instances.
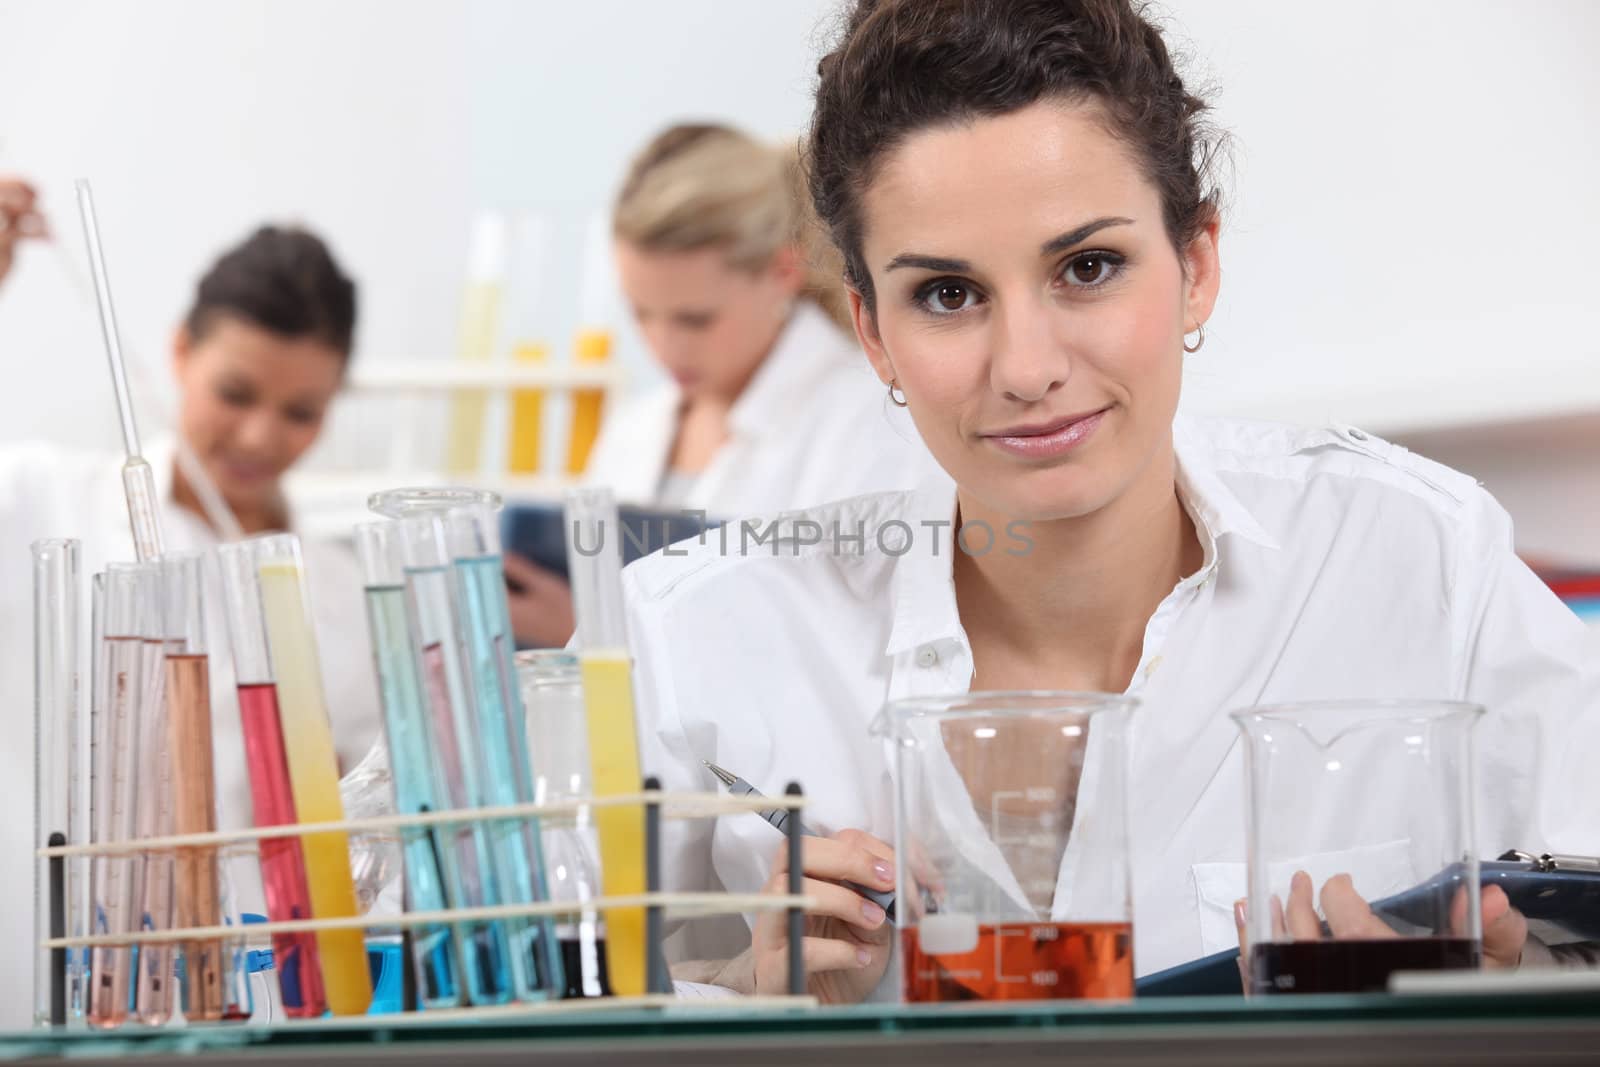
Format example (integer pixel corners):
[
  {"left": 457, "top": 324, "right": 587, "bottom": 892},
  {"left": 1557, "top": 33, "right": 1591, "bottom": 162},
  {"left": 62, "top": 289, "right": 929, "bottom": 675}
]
[
  {"left": 617, "top": 0, "right": 1600, "bottom": 1001},
  {"left": 0, "top": 224, "right": 381, "bottom": 1023},
  {"left": 505, "top": 123, "right": 933, "bottom": 645}
]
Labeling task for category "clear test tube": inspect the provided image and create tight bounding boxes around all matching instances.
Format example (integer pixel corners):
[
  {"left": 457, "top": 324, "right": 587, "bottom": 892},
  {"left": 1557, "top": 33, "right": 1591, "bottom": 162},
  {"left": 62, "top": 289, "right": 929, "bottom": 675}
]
[
  {"left": 563, "top": 487, "right": 646, "bottom": 997},
  {"left": 132, "top": 565, "right": 177, "bottom": 1025},
  {"left": 442, "top": 504, "right": 563, "bottom": 1000},
  {"left": 80, "top": 571, "right": 107, "bottom": 1023},
  {"left": 393, "top": 513, "right": 519, "bottom": 1004},
  {"left": 214, "top": 845, "right": 259, "bottom": 1023},
  {"left": 354, "top": 521, "right": 464, "bottom": 1008},
  {"left": 515, "top": 649, "right": 608, "bottom": 998},
  {"left": 216, "top": 541, "right": 327, "bottom": 1018},
  {"left": 160, "top": 552, "right": 231, "bottom": 1021},
  {"left": 32, "top": 539, "right": 80, "bottom": 1028},
  {"left": 248, "top": 533, "right": 373, "bottom": 1015},
  {"left": 88, "top": 562, "right": 150, "bottom": 1029}
]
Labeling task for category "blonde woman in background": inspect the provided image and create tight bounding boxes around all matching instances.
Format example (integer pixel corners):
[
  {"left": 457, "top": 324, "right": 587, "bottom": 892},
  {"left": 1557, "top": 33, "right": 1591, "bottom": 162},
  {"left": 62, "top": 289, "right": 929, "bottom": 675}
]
[{"left": 506, "top": 123, "right": 934, "bottom": 645}]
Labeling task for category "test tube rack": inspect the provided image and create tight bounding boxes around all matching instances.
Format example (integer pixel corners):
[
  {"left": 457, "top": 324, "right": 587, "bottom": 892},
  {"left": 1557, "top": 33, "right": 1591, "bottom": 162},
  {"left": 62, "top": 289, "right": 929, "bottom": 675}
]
[{"left": 35, "top": 782, "right": 818, "bottom": 1026}]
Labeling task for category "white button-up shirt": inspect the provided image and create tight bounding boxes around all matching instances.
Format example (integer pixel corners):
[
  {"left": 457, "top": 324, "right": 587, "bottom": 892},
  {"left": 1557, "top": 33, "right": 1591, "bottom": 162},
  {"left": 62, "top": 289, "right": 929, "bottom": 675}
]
[
  {"left": 583, "top": 301, "right": 937, "bottom": 515},
  {"left": 620, "top": 415, "right": 1600, "bottom": 979}
]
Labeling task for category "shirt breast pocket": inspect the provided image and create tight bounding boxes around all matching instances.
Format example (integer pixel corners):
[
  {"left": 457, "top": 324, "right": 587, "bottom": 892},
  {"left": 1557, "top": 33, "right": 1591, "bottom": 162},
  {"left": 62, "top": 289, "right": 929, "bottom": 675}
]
[{"left": 1189, "top": 839, "right": 1417, "bottom": 958}]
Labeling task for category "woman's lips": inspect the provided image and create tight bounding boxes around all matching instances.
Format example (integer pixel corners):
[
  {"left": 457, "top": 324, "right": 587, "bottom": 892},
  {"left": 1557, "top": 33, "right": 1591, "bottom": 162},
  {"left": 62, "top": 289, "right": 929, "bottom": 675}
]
[
  {"left": 983, "top": 408, "right": 1108, "bottom": 459},
  {"left": 219, "top": 458, "right": 273, "bottom": 484}
]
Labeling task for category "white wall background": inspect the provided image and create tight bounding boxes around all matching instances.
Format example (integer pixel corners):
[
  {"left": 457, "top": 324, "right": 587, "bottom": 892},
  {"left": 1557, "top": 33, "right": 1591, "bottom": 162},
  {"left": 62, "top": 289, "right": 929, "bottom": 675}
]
[
  {"left": 0, "top": 0, "right": 842, "bottom": 460},
  {"left": 1, "top": 0, "right": 1597, "bottom": 549}
]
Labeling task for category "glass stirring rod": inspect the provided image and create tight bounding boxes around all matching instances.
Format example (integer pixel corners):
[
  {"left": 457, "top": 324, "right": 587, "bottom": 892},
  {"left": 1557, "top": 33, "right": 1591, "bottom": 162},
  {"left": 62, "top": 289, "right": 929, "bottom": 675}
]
[
  {"left": 702, "top": 761, "right": 897, "bottom": 921},
  {"left": 74, "top": 180, "right": 163, "bottom": 561}
]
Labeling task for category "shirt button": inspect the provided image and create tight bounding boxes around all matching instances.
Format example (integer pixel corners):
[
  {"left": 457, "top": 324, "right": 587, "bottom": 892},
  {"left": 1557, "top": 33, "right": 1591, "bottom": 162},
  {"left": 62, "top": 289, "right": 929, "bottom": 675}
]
[
  {"left": 1143, "top": 655, "right": 1164, "bottom": 679},
  {"left": 916, "top": 646, "right": 939, "bottom": 668},
  {"left": 1347, "top": 427, "right": 1368, "bottom": 441}
]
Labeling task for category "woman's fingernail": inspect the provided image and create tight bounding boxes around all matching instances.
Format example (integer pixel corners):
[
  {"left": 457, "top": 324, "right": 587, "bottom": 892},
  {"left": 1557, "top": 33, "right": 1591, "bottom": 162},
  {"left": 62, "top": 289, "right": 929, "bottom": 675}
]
[
  {"left": 862, "top": 900, "right": 886, "bottom": 925},
  {"left": 856, "top": 948, "right": 872, "bottom": 968},
  {"left": 873, "top": 862, "right": 893, "bottom": 885},
  {"left": 1234, "top": 899, "right": 1248, "bottom": 927}
]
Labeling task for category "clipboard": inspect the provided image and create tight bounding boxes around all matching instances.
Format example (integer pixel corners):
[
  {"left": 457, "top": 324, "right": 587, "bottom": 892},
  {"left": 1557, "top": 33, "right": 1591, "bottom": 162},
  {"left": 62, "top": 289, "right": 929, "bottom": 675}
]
[
  {"left": 1136, "top": 856, "right": 1600, "bottom": 997},
  {"left": 500, "top": 502, "right": 720, "bottom": 580}
]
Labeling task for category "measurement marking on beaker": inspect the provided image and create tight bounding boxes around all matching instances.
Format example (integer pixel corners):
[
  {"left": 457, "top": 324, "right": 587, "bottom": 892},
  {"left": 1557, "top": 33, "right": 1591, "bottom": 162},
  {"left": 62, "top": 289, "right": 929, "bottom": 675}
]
[
  {"left": 992, "top": 790, "right": 1060, "bottom": 847},
  {"left": 991, "top": 790, "right": 1029, "bottom": 848},
  {"left": 992, "top": 924, "right": 1064, "bottom": 986},
  {"left": 994, "top": 924, "right": 1028, "bottom": 983}
]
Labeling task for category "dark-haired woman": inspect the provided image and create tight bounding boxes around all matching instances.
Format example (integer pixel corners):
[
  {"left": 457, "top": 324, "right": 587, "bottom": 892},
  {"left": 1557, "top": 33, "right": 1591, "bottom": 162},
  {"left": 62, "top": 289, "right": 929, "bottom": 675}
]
[
  {"left": 0, "top": 224, "right": 381, "bottom": 1023},
  {"left": 620, "top": 0, "right": 1598, "bottom": 1001}
]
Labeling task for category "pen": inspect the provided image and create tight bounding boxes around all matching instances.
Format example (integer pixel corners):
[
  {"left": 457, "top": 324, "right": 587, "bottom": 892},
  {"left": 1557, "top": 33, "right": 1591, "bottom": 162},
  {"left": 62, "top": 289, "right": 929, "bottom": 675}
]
[{"left": 703, "top": 761, "right": 896, "bottom": 921}]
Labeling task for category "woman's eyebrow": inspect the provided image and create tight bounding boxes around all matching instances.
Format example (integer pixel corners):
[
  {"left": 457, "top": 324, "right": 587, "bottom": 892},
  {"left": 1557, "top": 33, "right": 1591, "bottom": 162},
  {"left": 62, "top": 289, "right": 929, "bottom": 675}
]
[
  {"left": 883, "top": 216, "right": 1136, "bottom": 274},
  {"left": 1040, "top": 216, "right": 1136, "bottom": 256},
  {"left": 884, "top": 253, "right": 970, "bottom": 273}
]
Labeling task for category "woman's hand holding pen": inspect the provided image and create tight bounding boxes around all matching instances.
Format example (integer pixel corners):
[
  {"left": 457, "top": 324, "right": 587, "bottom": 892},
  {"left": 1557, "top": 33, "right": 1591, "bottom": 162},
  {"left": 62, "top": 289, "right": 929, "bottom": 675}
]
[{"left": 749, "top": 828, "right": 897, "bottom": 1003}]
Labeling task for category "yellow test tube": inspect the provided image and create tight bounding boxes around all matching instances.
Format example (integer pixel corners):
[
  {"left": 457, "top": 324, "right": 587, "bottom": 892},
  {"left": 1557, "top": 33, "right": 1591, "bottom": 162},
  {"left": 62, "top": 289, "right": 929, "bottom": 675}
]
[
  {"left": 506, "top": 341, "right": 549, "bottom": 474},
  {"left": 564, "top": 329, "right": 613, "bottom": 476},
  {"left": 564, "top": 487, "right": 646, "bottom": 996},
  {"left": 250, "top": 534, "right": 373, "bottom": 1015},
  {"left": 445, "top": 214, "right": 508, "bottom": 475}
]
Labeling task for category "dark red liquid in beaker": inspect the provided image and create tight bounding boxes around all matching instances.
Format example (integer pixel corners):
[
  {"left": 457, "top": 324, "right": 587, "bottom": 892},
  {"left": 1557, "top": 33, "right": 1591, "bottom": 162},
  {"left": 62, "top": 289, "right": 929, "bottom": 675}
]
[{"left": 1251, "top": 937, "right": 1480, "bottom": 994}]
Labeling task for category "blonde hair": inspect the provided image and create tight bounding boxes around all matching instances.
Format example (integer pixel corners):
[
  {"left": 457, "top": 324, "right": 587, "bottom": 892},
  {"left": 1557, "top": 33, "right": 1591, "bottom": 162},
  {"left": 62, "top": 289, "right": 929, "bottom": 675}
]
[{"left": 613, "top": 123, "right": 851, "bottom": 331}]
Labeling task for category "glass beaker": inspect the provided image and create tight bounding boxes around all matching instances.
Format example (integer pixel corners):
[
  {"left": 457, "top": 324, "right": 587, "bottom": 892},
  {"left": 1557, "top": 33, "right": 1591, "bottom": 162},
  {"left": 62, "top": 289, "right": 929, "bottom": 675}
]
[
  {"left": 1233, "top": 700, "right": 1484, "bottom": 995},
  {"left": 515, "top": 650, "right": 609, "bottom": 998},
  {"left": 368, "top": 487, "right": 501, "bottom": 520},
  {"left": 873, "top": 691, "right": 1137, "bottom": 1003}
]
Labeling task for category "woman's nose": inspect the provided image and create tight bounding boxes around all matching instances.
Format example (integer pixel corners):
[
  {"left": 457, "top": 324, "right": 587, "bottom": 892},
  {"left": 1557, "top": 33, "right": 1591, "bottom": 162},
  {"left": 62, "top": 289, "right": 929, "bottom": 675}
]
[
  {"left": 988, "top": 297, "right": 1069, "bottom": 404},
  {"left": 234, "top": 410, "right": 279, "bottom": 451},
  {"left": 650, "top": 324, "right": 694, "bottom": 360}
]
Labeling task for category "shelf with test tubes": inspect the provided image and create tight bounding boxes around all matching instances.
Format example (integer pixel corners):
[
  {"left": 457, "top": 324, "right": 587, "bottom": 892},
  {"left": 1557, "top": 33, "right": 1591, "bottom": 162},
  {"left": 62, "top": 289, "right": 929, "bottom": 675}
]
[
  {"left": 30, "top": 487, "right": 819, "bottom": 1028},
  {"left": 35, "top": 788, "right": 820, "bottom": 1024}
]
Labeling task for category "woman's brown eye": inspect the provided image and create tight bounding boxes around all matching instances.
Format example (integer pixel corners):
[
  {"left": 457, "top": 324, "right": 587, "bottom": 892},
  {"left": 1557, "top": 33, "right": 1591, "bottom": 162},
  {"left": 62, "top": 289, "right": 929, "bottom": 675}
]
[
  {"left": 936, "top": 284, "right": 968, "bottom": 311},
  {"left": 1070, "top": 257, "right": 1107, "bottom": 285}
]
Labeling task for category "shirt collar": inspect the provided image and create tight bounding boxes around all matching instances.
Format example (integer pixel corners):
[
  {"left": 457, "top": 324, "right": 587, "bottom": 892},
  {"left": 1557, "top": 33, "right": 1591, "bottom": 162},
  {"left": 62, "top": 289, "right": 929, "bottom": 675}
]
[
  {"left": 727, "top": 302, "right": 852, "bottom": 437},
  {"left": 885, "top": 470, "right": 962, "bottom": 656},
  {"left": 883, "top": 419, "right": 1279, "bottom": 657},
  {"left": 1172, "top": 415, "right": 1280, "bottom": 553}
]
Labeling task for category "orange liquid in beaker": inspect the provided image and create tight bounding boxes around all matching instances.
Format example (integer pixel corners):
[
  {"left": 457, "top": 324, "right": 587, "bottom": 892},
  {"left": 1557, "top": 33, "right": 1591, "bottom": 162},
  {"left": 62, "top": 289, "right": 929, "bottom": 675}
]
[{"left": 902, "top": 921, "right": 1134, "bottom": 1002}]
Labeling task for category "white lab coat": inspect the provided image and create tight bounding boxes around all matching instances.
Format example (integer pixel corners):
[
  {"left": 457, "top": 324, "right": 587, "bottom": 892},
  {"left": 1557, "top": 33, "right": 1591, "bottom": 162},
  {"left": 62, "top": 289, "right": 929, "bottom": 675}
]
[
  {"left": 583, "top": 301, "right": 937, "bottom": 516},
  {"left": 0, "top": 438, "right": 381, "bottom": 1026},
  {"left": 618, "top": 415, "right": 1600, "bottom": 986}
]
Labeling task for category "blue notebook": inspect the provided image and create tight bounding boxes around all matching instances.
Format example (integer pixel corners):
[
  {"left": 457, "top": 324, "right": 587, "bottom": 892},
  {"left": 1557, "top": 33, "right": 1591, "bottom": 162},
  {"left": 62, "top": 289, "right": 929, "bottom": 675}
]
[{"left": 1136, "top": 859, "right": 1600, "bottom": 997}]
